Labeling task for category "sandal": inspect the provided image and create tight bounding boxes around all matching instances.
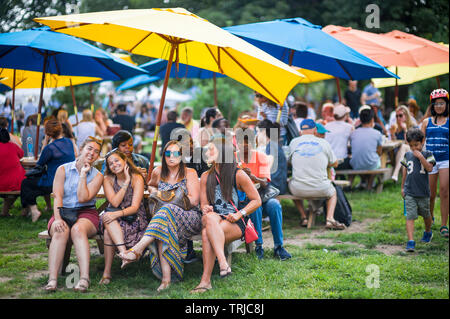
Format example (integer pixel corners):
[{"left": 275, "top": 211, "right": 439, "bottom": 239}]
[
  {"left": 440, "top": 226, "right": 449, "bottom": 238},
  {"left": 325, "top": 219, "right": 346, "bottom": 230},
  {"left": 117, "top": 248, "right": 141, "bottom": 269},
  {"left": 219, "top": 266, "right": 232, "bottom": 278},
  {"left": 190, "top": 285, "right": 212, "bottom": 294},
  {"left": 300, "top": 218, "right": 308, "bottom": 227},
  {"left": 74, "top": 277, "right": 90, "bottom": 293},
  {"left": 99, "top": 276, "right": 111, "bottom": 285},
  {"left": 44, "top": 278, "right": 58, "bottom": 292}
]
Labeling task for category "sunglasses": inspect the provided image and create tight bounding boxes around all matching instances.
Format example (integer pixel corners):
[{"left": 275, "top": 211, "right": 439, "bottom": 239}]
[
  {"left": 105, "top": 147, "right": 118, "bottom": 158},
  {"left": 165, "top": 150, "right": 181, "bottom": 158},
  {"left": 255, "top": 93, "right": 263, "bottom": 98},
  {"left": 433, "top": 101, "right": 447, "bottom": 107},
  {"left": 396, "top": 114, "right": 404, "bottom": 118},
  {"left": 87, "top": 136, "right": 103, "bottom": 146}
]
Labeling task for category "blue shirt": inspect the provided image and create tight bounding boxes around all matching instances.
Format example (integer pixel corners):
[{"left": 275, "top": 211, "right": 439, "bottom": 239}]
[
  {"left": 350, "top": 127, "right": 382, "bottom": 170},
  {"left": 61, "top": 161, "right": 100, "bottom": 208},
  {"left": 362, "top": 84, "right": 381, "bottom": 106},
  {"left": 37, "top": 137, "right": 75, "bottom": 187},
  {"left": 426, "top": 117, "right": 449, "bottom": 162}
]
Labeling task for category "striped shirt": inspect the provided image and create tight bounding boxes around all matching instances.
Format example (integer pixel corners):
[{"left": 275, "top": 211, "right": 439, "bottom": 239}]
[
  {"left": 257, "top": 101, "right": 289, "bottom": 136},
  {"left": 426, "top": 117, "right": 449, "bottom": 162}
]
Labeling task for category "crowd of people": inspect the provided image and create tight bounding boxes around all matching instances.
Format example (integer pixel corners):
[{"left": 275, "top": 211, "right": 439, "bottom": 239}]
[{"left": 0, "top": 82, "right": 448, "bottom": 293}]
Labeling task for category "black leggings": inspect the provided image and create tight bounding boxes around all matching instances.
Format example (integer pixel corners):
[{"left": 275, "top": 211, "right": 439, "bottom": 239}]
[{"left": 20, "top": 177, "right": 52, "bottom": 207}]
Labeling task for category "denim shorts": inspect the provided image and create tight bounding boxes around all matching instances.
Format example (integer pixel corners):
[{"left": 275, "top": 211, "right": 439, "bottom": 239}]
[{"left": 430, "top": 160, "right": 449, "bottom": 175}]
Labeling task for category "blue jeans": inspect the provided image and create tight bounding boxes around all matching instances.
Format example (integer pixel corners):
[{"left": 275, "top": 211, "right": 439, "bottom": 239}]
[{"left": 250, "top": 198, "right": 284, "bottom": 248}]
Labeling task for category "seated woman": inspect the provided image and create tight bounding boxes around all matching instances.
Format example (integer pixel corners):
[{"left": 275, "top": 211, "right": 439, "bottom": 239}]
[
  {"left": 98, "top": 149, "right": 149, "bottom": 285},
  {"left": 20, "top": 120, "right": 76, "bottom": 222},
  {"left": 0, "top": 127, "right": 25, "bottom": 217},
  {"left": 389, "top": 105, "right": 417, "bottom": 182},
  {"left": 117, "top": 140, "right": 202, "bottom": 292},
  {"left": 44, "top": 137, "right": 104, "bottom": 292},
  {"left": 191, "top": 138, "right": 261, "bottom": 293}
]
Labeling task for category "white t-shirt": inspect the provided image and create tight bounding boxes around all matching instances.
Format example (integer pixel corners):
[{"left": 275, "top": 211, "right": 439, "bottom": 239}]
[
  {"left": 74, "top": 121, "right": 96, "bottom": 149},
  {"left": 289, "top": 134, "right": 337, "bottom": 189},
  {"left": 325, "top": 120, "right": 354, "bottom": 159}
]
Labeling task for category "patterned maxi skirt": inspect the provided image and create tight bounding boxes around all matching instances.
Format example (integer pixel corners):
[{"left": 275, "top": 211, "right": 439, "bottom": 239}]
[{"left": 145, "top": 203, "right": 202, "bottom": 282}]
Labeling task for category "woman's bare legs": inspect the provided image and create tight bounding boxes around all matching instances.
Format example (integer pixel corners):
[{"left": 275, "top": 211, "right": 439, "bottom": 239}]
[
  {"left": 100, "top": 229, "right": 115, "bottom": 282},
  {"left": 71, "top": 218, "right": 97, "bottom": 289},
  {"left": 157, "top": 240, "right": 172, "bottom": 291},
  {"left": 47, "top": 221, "right": 70, "bottom": 287},
  {"left": 120, "top": 234, "right": 155, "bottom": 260},
  {"left": 392, "top": 144, "right": 410, "bottom": 181},
  {"left": 429, "top": 173, "right": 439, "bottom": 221},
  {"left": 438, "top": 168, "right": 449, "bottom": 228}
]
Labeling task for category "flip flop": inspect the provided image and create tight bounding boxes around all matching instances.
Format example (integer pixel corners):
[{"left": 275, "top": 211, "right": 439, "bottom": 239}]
[
  {"left": 219, "top": 266, "right": 232, "bottom": 278},
  {"left": 440, "top": 226, "right": 449, "bottom": 238},
  {"left": 44, "top": 279, "right": 57, "bottom": 292},
  {"left": 117, "top": 248, "right": 141, "bottom": 269},
  {"left": 74, "top": 277, "right": 90, "bottom": 293},
  {"left": 325, "top": 219, "right": 346, "bottom": 230},
  {"left": 99, "top": 276, "right": 111, "bottom": 285}
]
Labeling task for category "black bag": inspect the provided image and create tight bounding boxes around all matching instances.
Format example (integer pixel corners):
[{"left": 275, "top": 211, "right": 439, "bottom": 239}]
[
  {"left": 258, "top": 184, "right": 280, "bottom": 203},
  {"left": 25, "top": 164, "right": 47, "bottom": 178},
  {"left": 332, "top": 183, "right": 352, "bottom": 227},
  {"left": 105, "top": 206, "right": 137, "bottom": 224},
  {"left": 58, "top": 207, "right": 80, "bottom": 227}
]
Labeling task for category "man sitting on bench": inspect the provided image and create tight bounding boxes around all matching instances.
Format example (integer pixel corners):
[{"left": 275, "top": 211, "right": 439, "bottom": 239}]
[
  {"left": 288, "top": 119, "right": 345, "bottom": 230},
  {"left": 349, "top": 106, "right": 383, "bottom": 190}
]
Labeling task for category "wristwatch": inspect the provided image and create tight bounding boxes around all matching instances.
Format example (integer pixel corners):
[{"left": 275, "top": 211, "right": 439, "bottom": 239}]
[{"left": 239, "top": 209, "right": 247, "bottom": 217}]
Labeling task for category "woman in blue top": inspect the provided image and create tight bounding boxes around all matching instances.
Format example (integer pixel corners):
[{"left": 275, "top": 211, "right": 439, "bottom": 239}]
[
  {"left": 421, "top": 89, "right": 449, "bottom": 237},
  {"left": 44, "top": 136, "right": 104, "bottom": 292},
  {"left": 20, "top": 120, "right": 75, "bottom": 222}
]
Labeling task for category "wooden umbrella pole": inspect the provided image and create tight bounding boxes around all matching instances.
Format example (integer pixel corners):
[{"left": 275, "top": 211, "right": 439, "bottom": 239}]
[
  {"left": 90, "top": 82, "right": 94, "bottom": 113},
  {"left": 70, "top": 79, "right": 79, "bottom": 126},
  {"left": 436, "top": 76, "right": 441, "bottom": 88},
  {"left": 146, "top": 42, "right": 177, "bottom": 184},
  {"left": 35, "top": 51, "right": 49, "bottom": 159},
  {"left": 335, "top": 77, "right": 342, "bottom": 103},
  {"left": 11, "top": 69, "right": 16, "bottom": 133},
  {"left": 395, "top": 66, "right": 399, "bottom": 108},
  {"left": 213, "top": 73, "right": 218, "bottom": 107}
]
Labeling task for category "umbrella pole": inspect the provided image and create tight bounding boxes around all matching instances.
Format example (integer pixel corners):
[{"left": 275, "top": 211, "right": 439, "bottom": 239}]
[
  {"left": 70, "top": 79, "right": 79, "bottom": 126},
  {"left": 35, "top": 51, "right": 49, "bottom": 159},
  {"left": 395, "top": 66, "right": 399, "bottom": 108},
  {"left": 213, "top": 73, "right": 218, "bottom": 107},
  {"left": 90, "top": 83, "right": 94, "bottom": 113},
  {"left": 335, "top": 78, "right": 342, "bottom": 103},
  {"left": 146, "top": 42, "right": 177, "bottom": 183},
  {"left": 11, "top": 69, "right": 16, "bottom": 134}
]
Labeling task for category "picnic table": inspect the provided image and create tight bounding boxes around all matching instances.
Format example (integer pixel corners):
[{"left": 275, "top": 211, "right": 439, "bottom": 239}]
[
  {"left": 20, "top": 156, "right": 37, "bottom": 171},
  {"left": 381, "top": 140, "right": 403, "bottom": 168}
]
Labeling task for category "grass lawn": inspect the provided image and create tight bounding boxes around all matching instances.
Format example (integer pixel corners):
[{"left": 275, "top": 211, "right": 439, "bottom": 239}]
[{"left": 0, "top": 181, "right": 448, "bottom": 299}]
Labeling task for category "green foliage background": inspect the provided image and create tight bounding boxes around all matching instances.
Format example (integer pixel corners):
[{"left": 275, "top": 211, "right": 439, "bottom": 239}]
[{"left": 1, "top": 0, "right": 448, "bottom": 120}]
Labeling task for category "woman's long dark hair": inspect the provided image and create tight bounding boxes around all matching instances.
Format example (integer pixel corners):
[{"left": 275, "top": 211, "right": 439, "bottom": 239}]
[
  {"left": 206, "top": 138, "right": 237, "bottom": 204},
  {"left": 160, "top": 140, "right": 186, "bottom": 182},
  {"left": 430, "top": 97, "right": 449, "bottom": 118}
]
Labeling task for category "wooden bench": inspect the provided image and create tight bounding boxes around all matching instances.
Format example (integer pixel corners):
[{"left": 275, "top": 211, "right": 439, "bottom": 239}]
[
  {"left": 335, "top": 168, "right": 392, "bottom": 193},
  {"left": 0, "top": 191, "right": 20, "bottom": 199}
]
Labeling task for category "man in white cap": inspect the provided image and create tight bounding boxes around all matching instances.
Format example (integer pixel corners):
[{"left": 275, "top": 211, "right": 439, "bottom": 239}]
[
  {"left": 325, "top": 104, "right": 354, "bottom": 169},
  {"left": 288, "top": 119, "right": 345, "bottom": 230}
]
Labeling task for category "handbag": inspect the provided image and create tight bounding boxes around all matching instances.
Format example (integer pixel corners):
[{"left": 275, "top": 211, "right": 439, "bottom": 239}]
[
  {"left": 25, "top": 164, "right": 47, "bottom": 178},
  {"left": 146, "top": 185, "right": 193, "bottom": 216},
  {"left": 105, "top": 206, "right": 137, "bottom": 224},
  {"left": 258, "top": 184, "right": 280, "bottom": 204},
  {"left": 58, "top": 206, "right": 95, "bottom": 227}
]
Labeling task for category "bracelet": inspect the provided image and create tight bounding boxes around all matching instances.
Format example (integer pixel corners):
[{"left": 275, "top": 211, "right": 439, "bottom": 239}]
[{"left": 239, "top": 209, "right": 247, "bottom": 217}]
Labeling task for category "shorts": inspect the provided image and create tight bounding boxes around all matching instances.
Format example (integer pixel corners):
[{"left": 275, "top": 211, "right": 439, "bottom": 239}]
[
  {"left": 48, "top": 208, "right": 100, "bottom": 234},
  {"left": 288, "top": 180, "right": 336, "bottom": 199},
  {"left": 430, "top": 160, "right": 449, "bottom": 175},
  {"left": 219, "top": 214, "right": 246, "bottom": 238},
  {"left": 404, "top": 195, "right": 430, "bottom": 221}
]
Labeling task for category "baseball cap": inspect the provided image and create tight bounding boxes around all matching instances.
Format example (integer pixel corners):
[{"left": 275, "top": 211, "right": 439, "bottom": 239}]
[
  {"left": 358, "top": 105, "right": 372, "bottom": 114},
  {"left": 300, "top": 119, "right": 316, "bottom": 130},
  {"left": 315, "top": 122, "right": 330, "bottom": 134},
  {"left": 334, "top": 104, "right": 351, "bottom": 117}
]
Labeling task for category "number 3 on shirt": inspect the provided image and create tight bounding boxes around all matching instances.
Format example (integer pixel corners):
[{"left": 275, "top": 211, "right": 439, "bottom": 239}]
[{"left": 406, "top": 160, "right": 426, "bottom": 174}]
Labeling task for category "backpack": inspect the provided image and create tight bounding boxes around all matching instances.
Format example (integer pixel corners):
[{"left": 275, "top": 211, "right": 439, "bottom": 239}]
[{"left": 332, "top": 182, "right": 352, "bottom": 227}]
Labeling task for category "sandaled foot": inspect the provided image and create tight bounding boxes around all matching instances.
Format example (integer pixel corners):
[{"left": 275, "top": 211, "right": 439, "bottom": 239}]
[
  {"left": 440, "top": 226, "right": 449, "bottom": 238},
  {"left": 219, "top": 265, "right": 232, "bottom": 278},
  {"left": 74, "top": 277, "right": 90, "bottom": 293},
  {"left": 190, "top": 285, "right": 212, "bottom": 294},
  {"left": 325, "top": 219, "right": 346, "bottom": 230},
  {"left": 157, "top": 281, "right": 170, "bottom": 292},
  {"left": 300, "top": 218, "right": 308, "bottom": 227},
  {"left": 99, "top": 276, "right": 111, "bottom": 285},
  {"left": 118, "top": 248, "right": 141, "bottom": 269},
  {"left": 44, "top": 279, "right": 57, "bottom": 292}
]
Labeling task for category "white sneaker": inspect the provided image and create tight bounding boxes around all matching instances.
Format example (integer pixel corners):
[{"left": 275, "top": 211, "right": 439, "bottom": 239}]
[{"left": 391, "top": 175, "right": 398, "bottom": 183}]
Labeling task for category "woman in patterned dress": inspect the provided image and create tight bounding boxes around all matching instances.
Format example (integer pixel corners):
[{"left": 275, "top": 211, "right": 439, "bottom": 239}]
[
  {"left": 99, "top": 149, "right": 149, "bottom": 285},
  {"left": 118, "top": 140, "right": 202, "bottom": 291}
]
